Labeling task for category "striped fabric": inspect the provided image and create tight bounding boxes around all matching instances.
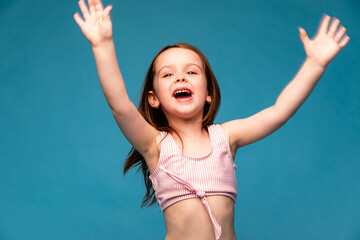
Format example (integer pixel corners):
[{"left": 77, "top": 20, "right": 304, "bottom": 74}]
[{"left": 149, "top": 124, "right": 237, "bottom": 240}]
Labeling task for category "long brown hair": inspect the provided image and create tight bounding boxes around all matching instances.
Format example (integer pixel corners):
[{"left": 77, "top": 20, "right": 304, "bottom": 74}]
[{"left": 123, "top": 43, "right": 221, "bottom": 207}]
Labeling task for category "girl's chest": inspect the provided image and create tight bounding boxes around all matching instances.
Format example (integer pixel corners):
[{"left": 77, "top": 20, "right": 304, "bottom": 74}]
[{"left": 174, "top": 136, "right": 212, "bottom": 158}]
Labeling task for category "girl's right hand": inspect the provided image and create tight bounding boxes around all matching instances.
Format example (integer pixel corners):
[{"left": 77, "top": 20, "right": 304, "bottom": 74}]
[{"left": 74, "top": 0, "right": 113, "bottom": 47}]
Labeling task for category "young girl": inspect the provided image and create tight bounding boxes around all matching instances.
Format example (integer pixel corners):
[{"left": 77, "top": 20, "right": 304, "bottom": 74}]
[{"left": 74, "top": 0, "right": 350, "bottom": 239}]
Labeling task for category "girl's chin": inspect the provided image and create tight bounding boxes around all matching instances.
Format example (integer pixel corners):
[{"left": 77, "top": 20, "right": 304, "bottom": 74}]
[{"left": 173, "top": 108, "right": 205, "bottom": 120}]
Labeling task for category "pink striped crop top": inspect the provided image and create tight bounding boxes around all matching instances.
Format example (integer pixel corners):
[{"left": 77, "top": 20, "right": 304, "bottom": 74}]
[{"left": 149, "top": 124, "right": 237, "bottom": 240}]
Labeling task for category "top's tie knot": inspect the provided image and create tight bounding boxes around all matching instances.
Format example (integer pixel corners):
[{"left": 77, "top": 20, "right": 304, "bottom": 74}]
[{"left": 196, "top": 190, "right": 206, "bottom": 198}]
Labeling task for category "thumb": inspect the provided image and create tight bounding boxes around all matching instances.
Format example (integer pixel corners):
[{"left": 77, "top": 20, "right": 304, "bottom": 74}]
[
  {"left": 103, "top": 5, "right": 113, "bottom": 19},
  {"left": 298, "top": 26, "right": 309, "bottom": 45}
]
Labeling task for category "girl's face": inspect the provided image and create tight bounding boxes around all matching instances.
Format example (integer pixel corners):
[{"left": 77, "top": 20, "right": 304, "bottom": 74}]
[{"left": 148, "top": 48, "right": 211, "bottom": 122}]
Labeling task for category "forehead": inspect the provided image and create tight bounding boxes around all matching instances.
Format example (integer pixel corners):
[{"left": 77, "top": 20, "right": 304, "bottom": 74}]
[{"left": 154, "top": 48, "right": 203, "bottom": 72}]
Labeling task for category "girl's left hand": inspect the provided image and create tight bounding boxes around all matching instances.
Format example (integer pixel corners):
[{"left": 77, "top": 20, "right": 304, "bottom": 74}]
[
  {"left": 74, "top": 0, "right": 113, "bottom": 47},
  {"left": 299, "top": 14, "right": 350, "bottom": 68}
]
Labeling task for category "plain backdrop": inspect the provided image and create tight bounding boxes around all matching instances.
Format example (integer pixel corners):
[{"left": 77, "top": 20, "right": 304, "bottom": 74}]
[{"left": 1, "top": 0, "right": 359, "bottom": 239}]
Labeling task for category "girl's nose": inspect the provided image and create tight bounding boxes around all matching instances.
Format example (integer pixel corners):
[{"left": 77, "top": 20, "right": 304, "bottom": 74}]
[{"left": 176, "top": 77, "right": 186, "bottom": 83}]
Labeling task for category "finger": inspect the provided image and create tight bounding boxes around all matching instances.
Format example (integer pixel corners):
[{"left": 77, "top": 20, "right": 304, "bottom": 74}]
[
  {"left": 334, "top": 26, "right": 347, "bottom": 42},
  {"left": 94, "top": 0, "right": 104, "bottom": 12},
  {"left": 298, "top": 27, "right": 310, "bottom": 45},
  {"left": 87, "top": 0, "right": 93, "bottom": 7},
  {"left": 73, "top": 12, "right": 85, "bottom": 27},
  {"left": 339, "top": 35, "right": 350, "bottom": 48},
  {"left": 328, "top": 17, "right": 340, "bottom": 37},
  {"left": 318, "top": 14, "right": 331, "bottom": 35},
  {"left": 89, "top": 3, "right": 95, "bottom": 15},
  {"left": 78, "top": 0, "right": 90, "bottom": 20},
  {"left": 103, "top": 5, "right": 113, "bottom": 19}
]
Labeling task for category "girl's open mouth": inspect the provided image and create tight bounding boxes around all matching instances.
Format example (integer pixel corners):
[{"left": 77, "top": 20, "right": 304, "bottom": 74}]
[{"left": 173, "top": 89, "right": 193, "bottom": 101}]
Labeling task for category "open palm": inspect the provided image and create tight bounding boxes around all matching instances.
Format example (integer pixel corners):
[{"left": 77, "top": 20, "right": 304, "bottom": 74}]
[
  {"left": 74, "top": 0, "right": 113, "bottom": 47},
  {"left": 299, "top": 14, "right": 350, "bottom": 68}
]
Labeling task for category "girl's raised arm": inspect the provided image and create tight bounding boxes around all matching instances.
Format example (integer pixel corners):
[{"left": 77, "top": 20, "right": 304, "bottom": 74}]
[
  {"left": 222, "top": 15, "right": 350, "bottom": 154},
  {"left": 74, "top": 0, "right": 160, "bottom": 163}
]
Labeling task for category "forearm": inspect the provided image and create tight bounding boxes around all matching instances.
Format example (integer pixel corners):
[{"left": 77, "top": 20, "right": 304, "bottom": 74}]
[
  {"left": 273, "top": 58, "right": 326, "bottom": 121},
  {"left": 92, "top": 39, "right": 130, "bottom": 113}
]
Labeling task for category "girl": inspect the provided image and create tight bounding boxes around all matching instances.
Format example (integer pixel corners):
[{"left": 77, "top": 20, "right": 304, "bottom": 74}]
[{"left": 74, "top": 0, "right": 350, "bottom": 239}]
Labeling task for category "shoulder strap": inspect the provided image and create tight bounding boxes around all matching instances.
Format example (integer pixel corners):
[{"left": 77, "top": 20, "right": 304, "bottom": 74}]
[{"left": 208, "top": 124, "right": 227, "bottom": 144}]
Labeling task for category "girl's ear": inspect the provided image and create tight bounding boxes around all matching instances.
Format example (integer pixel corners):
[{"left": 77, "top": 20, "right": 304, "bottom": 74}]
[
  {"left": 206, "top": 94, "right": 211, "bottom": 104},
  {"left": 148, "top": 90, "right": 160, "bottom": 108}
]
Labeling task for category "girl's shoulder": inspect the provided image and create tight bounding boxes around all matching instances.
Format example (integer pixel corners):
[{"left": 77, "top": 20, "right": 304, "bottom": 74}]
[
  {"left": 219, "top": 122, "right": 237, "bottom": 158},
  {"left": 218, "top": 122, "right": 231, "bottom": 139}
]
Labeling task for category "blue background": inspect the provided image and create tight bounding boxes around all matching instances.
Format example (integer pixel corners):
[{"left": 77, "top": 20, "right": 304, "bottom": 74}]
[{"left": 1, "top": 0, "right": 359, "bottom": 239}]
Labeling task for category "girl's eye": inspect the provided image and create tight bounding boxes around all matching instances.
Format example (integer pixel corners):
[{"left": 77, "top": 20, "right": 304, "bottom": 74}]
[
  {"left": 187, "top": 71, "right": 197, "bottom": 75},
  {"left": 163, "top": 73, "right": 173, "bottom": 78}
]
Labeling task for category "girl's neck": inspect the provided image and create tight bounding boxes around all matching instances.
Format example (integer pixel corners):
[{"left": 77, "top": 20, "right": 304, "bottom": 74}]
[{"left": 168, "top": 117, "right": 205, "bottom": 138}]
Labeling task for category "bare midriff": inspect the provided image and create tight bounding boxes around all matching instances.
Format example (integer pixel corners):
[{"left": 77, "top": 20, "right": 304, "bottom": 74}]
[{"left": 163, "top": 195, "right": 237, "bottom": 240}]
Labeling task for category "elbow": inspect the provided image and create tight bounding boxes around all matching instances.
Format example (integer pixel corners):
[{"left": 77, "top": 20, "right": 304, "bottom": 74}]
[
  {"left": 271, "top": 106, "right": 291, "bottom": 128},
  {"left": 109, "top": 97, "right": 134, "bottom": 116},
  {"left": 271, "top": 114, "right": 288, "bottom": 131},
  {"left": 277, "top": 117, "right": 288, "bottom": 129}
]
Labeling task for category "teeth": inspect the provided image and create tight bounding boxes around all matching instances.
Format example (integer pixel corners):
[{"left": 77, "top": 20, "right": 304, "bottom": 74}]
[{"left": 174, "top": 90, "right": 190, "bottom": 95}]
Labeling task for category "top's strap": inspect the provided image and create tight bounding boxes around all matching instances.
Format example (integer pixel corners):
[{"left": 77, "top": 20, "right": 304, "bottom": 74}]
[{"left": 159, "top": 166, "right": 222, "bottom": 240}]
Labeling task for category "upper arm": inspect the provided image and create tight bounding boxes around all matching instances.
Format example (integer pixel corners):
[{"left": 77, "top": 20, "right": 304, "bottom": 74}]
[
  {"left": 221, "top": 105, "right": 287, "bottom": 152},
  {"left": 112, "top": 99, "right": 161, "bottom": 165}
]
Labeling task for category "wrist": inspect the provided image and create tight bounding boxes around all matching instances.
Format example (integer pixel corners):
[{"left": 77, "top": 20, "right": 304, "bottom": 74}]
[
  {"left": 304, "top": 57, "right": 327, "bottom": 71},
  {"left": 91, "top": 38, "right": 114, "bottom": 50}
]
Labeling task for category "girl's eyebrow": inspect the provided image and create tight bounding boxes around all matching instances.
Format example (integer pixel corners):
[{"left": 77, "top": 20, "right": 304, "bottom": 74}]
[{"left": 158, "top": 63, "right": 202, "bottom": 73}]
